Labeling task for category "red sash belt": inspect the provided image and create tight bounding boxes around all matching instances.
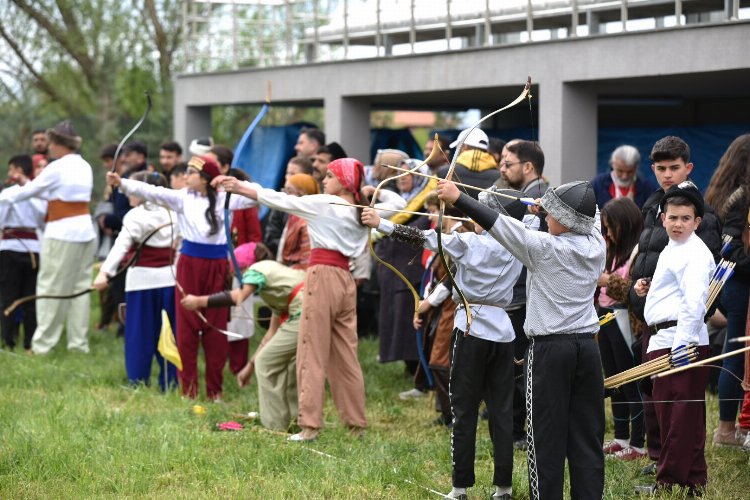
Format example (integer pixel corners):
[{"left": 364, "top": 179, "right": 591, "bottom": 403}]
[
  {"left": 123, "top": 245, "right": 174, "bottom": 268},
  {"left": 46, "top": 200, "right": 89, "bottom": 222},
  {"left": 2, "top": 228, "right": 38, "bottom": 240},
  {"left": 309, "top": 248, "right": 349, "bottom": 271}
]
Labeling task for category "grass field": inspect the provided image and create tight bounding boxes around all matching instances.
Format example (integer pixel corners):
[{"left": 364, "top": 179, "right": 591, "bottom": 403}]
[{"left": 1, "top": 314, "right": 748, "bottom": 499}]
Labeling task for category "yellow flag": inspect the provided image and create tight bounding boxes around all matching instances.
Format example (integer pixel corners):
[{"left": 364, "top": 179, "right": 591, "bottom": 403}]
[{"left": 158, "top": 309, "right": 182, "bottom": 371}]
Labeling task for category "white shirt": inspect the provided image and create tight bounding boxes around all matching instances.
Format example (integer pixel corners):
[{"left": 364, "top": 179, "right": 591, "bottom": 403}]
[
  {"left": 488, "top": 209, "right": 606, "bottom": 337},
  {"left": 0, "top": 184, "right": 47, "bottom": 253},
  {"left": 0, "top": 154, "right": 95, "bottom": 242},
  {"left": 119, "top": 179, "right": 255, "bottom": 245},
  {"left": 99, "top": 202, "right": 179, "bottom": 292},
  {"left": 645, "top": 232, "right": 714, "bottom": 351},
  {"left": 249, "top": 182, "right": 368, "bottom": 259},
  {"left": 379, "top": 218, "right": 521, "bottom": 343}
]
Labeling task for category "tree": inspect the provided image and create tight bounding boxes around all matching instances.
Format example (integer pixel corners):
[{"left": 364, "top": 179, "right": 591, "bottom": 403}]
[{"left": 0, "top": 0, "right": 182, "bottom": 167}]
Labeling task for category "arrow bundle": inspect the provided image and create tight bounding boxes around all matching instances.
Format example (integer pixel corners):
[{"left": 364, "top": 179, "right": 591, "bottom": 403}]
[
  {"left": 706, "top": 236, "right": 736, "bottom": 310},
  {"left": 604, "top": 344, "right": 698, "bottom": 389}
]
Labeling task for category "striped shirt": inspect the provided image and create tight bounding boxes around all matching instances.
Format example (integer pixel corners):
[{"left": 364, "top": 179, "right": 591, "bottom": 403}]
[{"left": 487, "top": 210, "right": 606, "bottom": 337}]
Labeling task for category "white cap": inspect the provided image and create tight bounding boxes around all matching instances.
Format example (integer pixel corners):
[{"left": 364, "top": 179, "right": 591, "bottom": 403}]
[
  {"left": 449, "top": 128, "right": 489, "bottom": 151},
  {"left": 189, "top": 136, "right": 214, "bottom": 156}
]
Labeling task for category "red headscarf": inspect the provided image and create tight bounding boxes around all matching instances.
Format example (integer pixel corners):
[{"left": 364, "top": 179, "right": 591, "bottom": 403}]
[{"left": 327, "top": 158, "right": 364, "bottom": 202}]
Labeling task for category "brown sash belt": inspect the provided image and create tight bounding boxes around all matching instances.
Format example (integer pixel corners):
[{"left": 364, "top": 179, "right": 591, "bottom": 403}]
[{"left": 46, "top": 200, "right": 90, "bottom": 222}]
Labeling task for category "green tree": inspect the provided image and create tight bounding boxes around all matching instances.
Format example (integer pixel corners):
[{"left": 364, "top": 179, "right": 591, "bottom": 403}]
[{"left": 0, "top": 0, "right": 182, "bottom": 191}]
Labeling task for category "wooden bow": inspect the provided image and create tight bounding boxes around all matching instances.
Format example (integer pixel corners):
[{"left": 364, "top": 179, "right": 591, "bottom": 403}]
[
  {"left": 369, "top": 135, "right": 443, "bottom": 323},
  {"left": 440, "top": 77, "right": 533, "bottom": 337},
  {"left": 3, "top": 221, "right": 170, "bottom": 317},
  {"left": 111, "top": 92, "right": 152, "bottom": 173}
]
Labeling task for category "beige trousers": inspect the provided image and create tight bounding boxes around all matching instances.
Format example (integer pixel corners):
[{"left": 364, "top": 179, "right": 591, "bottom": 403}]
[
  {"left": 32, "top": 237, "right": 95, "bottom": 354},
  {"left": 255, "top": 316, "right": 299, "bottom": 430},
  {"left": 296, "top": 265, "right": 367, "bottom": 430}
]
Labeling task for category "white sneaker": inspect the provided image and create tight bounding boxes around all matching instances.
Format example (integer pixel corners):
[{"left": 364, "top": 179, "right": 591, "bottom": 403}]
[
  {"left": 399, "top": 388, "right": 426, "bottom": 400},
  {"left": 743, "top": 430, "right": 750, "bottom": 453}
]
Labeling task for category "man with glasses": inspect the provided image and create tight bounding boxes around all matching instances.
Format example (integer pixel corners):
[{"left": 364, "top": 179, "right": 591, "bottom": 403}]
[{"left": 499, "top": 140, "right": 547, "bottom": 200}]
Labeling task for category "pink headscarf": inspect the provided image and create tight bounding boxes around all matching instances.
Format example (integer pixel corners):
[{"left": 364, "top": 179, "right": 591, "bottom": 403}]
[
  {"left": 234, "top": 242, "right": 257, "bottom": 269},
  {"left": 326, "top": 157, "right": 364, "bottom": 202}
]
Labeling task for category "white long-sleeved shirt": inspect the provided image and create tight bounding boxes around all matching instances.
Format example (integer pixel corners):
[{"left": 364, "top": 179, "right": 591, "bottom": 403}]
[
  {"left": 644, "top": 232, "right": 714, "bottom": 351},
  {"left": 0, "top": 185, "right": 47, "bottom": 253},
  {"left": 249, "top": 182, "right": 368, "bottom": 259},
  {"left": 378, "top": 218, "right": 521, "bottom": 343},
  {"left": 0, "top": 154, "right": 95, "bottom": 242},
  {"left": 99, "top": 202, "right": 178, "bottom": 292},
  {"left": 487, "top": 210, "right": 606, "bottom": 337},
  {"left": 119, "top": 179, "right": 255, "bottom": 245}
]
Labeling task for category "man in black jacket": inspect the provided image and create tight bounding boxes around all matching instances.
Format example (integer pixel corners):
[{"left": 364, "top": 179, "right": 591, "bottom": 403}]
[{"left": 628, "top": 136, "right": 722, "bottom": 476}]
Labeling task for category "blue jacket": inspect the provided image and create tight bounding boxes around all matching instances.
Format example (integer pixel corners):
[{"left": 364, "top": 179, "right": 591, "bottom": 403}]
[{"left": 591, "top": 170, "right": 657, "bottom": 209}]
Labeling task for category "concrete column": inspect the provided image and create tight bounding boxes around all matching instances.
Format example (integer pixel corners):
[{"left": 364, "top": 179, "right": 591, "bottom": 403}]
[
  {"left": 174, "top": 104, "right": 212, "bottom": 152},
  {"left": 538, "top": 80, "right": 597, "bottom": 185},
  {"left": 587, "top": 11, "right": 601, "bottom": 35},
  {"left": 324, "top": 95, "right": 371, "bottom": 163}
]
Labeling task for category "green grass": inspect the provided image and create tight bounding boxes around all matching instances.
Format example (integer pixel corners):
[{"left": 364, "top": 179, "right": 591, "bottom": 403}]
[{"left": 1, "top": 319, "right": 748, "bottom": 498}]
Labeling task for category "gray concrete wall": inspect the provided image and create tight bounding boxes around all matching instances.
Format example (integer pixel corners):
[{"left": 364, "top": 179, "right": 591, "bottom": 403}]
[{"left": 175, "top": 21, "right": 750, "bottom": 185}]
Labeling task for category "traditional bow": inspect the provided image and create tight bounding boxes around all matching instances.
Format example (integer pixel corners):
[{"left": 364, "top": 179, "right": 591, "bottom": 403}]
[
  {"left": 439, "top": 77, "right": 533, "bottom": 336},
  {"left": 3, "top": 222, "right": 170, "bottom": 317},
  {"left": 368, "top": 134, "right": 444, "bottom": 324},
  {"left": 111, "top": 92, "right": 152, "bottom": 173}
]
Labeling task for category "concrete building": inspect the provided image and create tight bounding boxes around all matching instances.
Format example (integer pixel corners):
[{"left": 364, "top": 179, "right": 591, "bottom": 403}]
[{"left": 176, "top": 0, "right": 750, "bottom": 185}]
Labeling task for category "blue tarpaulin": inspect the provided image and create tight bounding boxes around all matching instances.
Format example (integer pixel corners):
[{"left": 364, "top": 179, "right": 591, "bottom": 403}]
[
  {"left": 370, "top": 128, "right": 422, "bottom": 162},
  {"left": 234, "top": 122, "right": 749, "bottom": 207},
  {"left": 598, "top": 124, "right": 750, "bottom": 192}
]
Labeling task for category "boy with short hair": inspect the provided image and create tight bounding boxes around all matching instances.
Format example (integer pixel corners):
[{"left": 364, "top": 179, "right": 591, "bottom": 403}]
[
  {"left": 634, "top": 181, "right": 715, "bottom": 494},
  {"left": 362, "top": 187, "right": 528, "bottom": 500},
  {"left": 437, "top": 179, "right": 606, "bottom": 500}
]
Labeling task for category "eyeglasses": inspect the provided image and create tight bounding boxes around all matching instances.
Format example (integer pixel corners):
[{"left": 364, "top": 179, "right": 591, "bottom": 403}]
[{"left": 502, "top": 161, "right": 524, "bottom": 169}]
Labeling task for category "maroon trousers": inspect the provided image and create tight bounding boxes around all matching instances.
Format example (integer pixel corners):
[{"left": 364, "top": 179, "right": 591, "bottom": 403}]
[
  {"left": 175, "top": 254, "right": 229, "bottom": 399},
  {"left": 228, "top": 339, "right": 249, "bottom": 375},
  {"left": 648, "top": 346, "right": 711, "bottom": 492},
  {"left": 641, "top": 326, "right": 661, "bottom": 461}
]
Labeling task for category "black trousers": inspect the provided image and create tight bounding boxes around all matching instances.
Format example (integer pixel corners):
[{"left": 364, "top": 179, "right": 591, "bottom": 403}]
[
  {"left": 0, "top": 250, "right": 38, "bottom": 349},
  {"left": 598, "top": 307, "right": 645, "bottom": 448},
  {"left": 450, "top": 329, "right": 514, "bottom": 488},
  {"left": 525, "top": 334, "right": 605, "bottom": 500},
  {"left": 507, "top": 307, "right": 529, "bottom": 441}
]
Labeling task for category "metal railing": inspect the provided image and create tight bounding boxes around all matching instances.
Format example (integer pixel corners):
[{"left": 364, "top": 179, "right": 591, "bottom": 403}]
[{"left": 181, "top": 0, "right": 746, "bottom": 73}]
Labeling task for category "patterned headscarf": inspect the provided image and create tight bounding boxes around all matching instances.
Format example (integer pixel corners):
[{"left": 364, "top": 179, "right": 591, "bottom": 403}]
[{"left": 327, "top": 158, "right": 364, "bottom": 202}]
